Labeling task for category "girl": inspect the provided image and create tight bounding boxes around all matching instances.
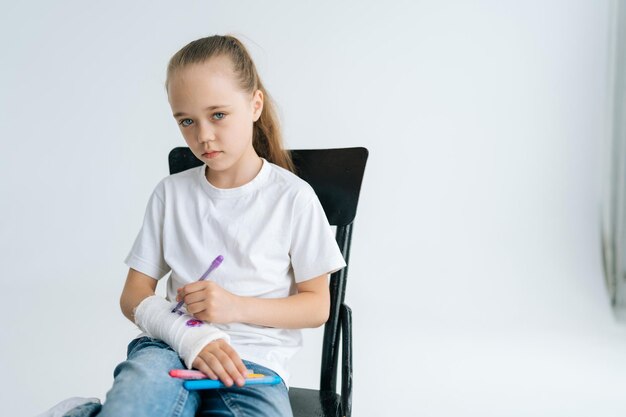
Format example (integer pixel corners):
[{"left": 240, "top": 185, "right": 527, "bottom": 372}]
[{"left": 41, "top": 34, "right": 345, "bottom": 417}]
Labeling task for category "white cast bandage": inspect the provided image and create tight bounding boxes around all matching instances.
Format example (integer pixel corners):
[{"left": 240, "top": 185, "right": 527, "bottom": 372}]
[{"left": 133, "top": 295, "right": 229, "bottom": 369}]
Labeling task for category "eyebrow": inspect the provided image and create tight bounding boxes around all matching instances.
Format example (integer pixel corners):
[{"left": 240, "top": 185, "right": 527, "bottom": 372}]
[{"left": 173, "top": 105, "right": 231, "bottom": 118}]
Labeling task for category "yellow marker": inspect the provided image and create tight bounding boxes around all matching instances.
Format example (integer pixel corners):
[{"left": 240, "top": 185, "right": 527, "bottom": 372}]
[{"left": 246, "top": 373, "right": 265, "bottom": 379}]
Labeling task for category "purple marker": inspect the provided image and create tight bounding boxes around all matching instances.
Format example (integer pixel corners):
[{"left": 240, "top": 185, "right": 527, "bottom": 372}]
[{"left": 171, "top": 255, "right": 224, "bottom": 313}]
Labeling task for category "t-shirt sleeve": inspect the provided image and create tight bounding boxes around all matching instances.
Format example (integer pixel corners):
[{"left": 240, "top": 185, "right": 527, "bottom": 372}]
[
  {"left": 289, "top": 192, "right": 347, "bottom": 283},
  {"left": 124, "top": 181, "right": 171, "bottom": 280}
]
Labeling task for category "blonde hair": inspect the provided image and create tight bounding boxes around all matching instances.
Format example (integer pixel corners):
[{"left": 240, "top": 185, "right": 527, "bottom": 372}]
[{"left": 165, "top": 35, "right": 294, "bottom": 172}]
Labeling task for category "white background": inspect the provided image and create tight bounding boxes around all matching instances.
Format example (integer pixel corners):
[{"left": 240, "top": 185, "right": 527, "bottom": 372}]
[{"left": 1, "top": 1, "right": 625, "bottom": 416}]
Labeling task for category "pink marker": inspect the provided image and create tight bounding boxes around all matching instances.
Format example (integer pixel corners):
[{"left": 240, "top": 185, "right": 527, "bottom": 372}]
[
  {"left": 169, "top": 369, "right": 210, "bottom": 380},
  {"left": 169, "top": 369, "right": 258, "bottom": 380}
]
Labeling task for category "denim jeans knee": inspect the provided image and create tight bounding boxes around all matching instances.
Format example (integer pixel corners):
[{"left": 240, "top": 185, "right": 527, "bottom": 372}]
[{"left": 97, "top": 337, "right": 200, "bottom": 417}]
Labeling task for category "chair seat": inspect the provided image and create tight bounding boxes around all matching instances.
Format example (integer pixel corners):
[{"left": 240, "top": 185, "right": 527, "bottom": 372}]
[{"left": 289, "top": 387, "right": 342, "bottom": 417}]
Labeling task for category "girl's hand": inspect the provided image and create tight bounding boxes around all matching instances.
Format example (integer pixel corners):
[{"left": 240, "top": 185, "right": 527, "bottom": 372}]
[
  {"left": 193, "top": 339, "right": 248, "bottom": 387},
  {"left": 177, "top": 281, "right": 240, "bottom": 324}
]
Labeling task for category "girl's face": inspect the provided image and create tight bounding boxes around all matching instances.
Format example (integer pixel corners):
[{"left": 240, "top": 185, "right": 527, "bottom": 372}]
[{"left": 167, "top": 56, "right": 263, "bottom": 183}]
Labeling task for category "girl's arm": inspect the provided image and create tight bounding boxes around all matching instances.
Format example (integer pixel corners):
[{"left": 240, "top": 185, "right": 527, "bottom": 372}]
[
  {"left": 120, "top": 268, "right": 248, "bottom": 386},
  {"left": 239, "top": 274, "right": 331, "bottom": 328},
  {"left": 119, "top": 268, "right": 158, "bottom": 322},
  {"left": 178, "top": 274, "right": 331, "bottom": 329}
]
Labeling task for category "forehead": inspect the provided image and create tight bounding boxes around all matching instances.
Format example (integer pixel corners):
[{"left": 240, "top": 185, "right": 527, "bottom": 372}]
[{"left": 167, "top": 57, "right": 246, "bottom": 110}]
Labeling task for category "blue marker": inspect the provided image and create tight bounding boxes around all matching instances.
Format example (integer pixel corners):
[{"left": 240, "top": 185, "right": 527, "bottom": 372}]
[
  {"left": 171, "top": 255, "right": 224, "bottom": 313},
  {"left": 183, "top": 375, "right": 282, "bottom": 390}
]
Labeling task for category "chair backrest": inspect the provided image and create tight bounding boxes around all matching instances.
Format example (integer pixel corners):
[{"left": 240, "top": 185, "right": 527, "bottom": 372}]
[{"left": 168, "top": 146, "right": 369, "bottom": 392}]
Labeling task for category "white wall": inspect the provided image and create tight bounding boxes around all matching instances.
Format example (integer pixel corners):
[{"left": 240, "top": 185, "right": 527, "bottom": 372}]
[{"left": 1, "top": 1, "right": 624, "bottom": 416}]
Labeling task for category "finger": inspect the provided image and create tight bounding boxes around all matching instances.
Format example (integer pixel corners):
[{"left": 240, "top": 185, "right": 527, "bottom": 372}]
[
  {"left": 214, "top": 341, "right": 247, "bottom": 384},
  {"left": 184, "top": 281, "right": 211, "bottom": 294},
  {"left": 192, "top": 357, "right": 218, "bottom": 380},
  {"left": 220, "top": 342, "right": 248, "bottom": 379},
  {"left": 185, "top": 301, "right": 206, "bottom": 317},
  {"left": 204, "top": 352, "right": 234, "bottom": 387},
  {"left": 236, "top": 359, "right": 248, "bottom": 379},
  {"left": 210, "top": 355, "right": 235, "bottom": 387},
  {"left": 183, "top": 291, "right": 205, "bottom": 305},
  {"left": 213, "top": 348, "right": 245, "bottom": 387}
]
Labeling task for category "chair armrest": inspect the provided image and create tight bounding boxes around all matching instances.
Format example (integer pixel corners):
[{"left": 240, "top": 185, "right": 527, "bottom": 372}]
[{"left": 340, "top": 303, "right": 353, "bottom": 417}]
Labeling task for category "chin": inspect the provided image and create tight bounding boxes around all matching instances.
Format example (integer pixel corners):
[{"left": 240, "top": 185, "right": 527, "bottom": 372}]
[{"left": 205, "top": 158, "right": 232, "bottom": 172}]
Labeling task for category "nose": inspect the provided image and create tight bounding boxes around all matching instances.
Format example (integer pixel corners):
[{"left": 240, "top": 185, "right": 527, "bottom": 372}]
[{"left": 196, "top": 120, "right": 216, "bottom": 143}]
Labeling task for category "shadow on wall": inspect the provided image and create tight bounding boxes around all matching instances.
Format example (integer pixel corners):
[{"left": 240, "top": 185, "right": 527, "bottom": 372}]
[{"left": 601, "top": 0, "right": 626, "bottom": 320}]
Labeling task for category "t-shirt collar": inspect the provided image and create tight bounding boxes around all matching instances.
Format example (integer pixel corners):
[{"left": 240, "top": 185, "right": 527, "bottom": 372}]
[{"left": 197, "top": 158, "right": 270, "bottom": 198}]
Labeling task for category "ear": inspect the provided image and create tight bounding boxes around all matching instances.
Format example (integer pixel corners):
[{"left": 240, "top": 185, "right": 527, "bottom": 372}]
[{"left": 251, "top": 89, "right": 264, "bottom": 122}]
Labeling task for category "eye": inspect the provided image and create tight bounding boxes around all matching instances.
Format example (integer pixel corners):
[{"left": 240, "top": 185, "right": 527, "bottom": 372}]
[
  {"left": 179, "top": 118, "right": 193, "bottom": 127},
  {"left": 213, "top": 112, "right": 226, "bottom": 120}
]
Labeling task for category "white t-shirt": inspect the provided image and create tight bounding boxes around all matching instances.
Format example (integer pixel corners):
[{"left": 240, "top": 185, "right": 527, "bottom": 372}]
[{"left": 124, "top": 158, "right": 346, "bottom": 385}]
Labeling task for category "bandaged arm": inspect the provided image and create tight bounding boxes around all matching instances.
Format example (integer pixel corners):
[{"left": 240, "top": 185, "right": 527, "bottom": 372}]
[{"left": 133, "top": 295, "right": 230, "bottom": 369}]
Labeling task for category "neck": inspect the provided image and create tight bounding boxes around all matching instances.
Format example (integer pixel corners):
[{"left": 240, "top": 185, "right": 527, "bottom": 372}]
[{"left": 205, "top": 153, "right": 263, "bottom": 189}]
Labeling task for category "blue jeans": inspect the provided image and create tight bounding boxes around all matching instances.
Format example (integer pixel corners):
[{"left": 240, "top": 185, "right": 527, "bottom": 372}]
[{"left": 65, "top": 337, "right": 293, "bottom": 417}]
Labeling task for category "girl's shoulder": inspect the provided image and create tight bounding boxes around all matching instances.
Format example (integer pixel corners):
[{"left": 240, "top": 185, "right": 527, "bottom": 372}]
[
  {"left": 148, "top": 165, "right": 202, "bottom": 199},
  {"left": 162, "top": 164, "right": 200, "bottom": 185},
  {"left": 265, "top": 160, "right": 315, "bottom": 195},
  {"left": 264, "top": 161, "right": 319, "bottom": 211}
]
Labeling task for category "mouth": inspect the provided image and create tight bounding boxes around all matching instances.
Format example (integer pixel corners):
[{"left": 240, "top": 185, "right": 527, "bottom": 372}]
[{"left": 202, "top": 151, "right": 222, "bottom": 159}]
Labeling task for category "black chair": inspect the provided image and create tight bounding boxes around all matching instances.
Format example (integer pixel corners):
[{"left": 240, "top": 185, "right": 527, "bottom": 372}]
[{"left": 168, "top": 147, "right": 369, "bottom": 417}]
